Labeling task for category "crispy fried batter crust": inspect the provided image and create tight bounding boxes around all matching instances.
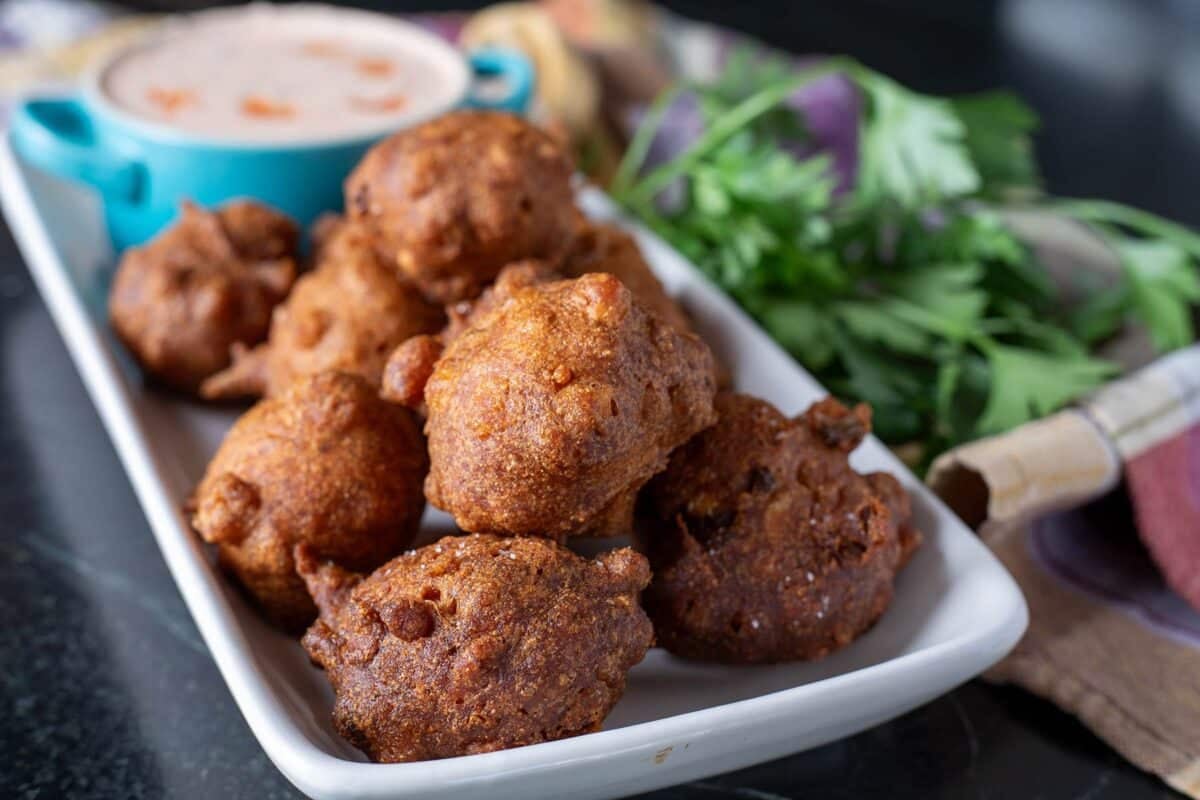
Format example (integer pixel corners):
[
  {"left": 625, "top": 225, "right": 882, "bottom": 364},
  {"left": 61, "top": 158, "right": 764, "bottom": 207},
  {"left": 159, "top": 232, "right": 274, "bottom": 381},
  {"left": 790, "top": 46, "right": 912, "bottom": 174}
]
[
  {"left": 379, "top": 228, "right": 717, "bottom": 413},
  {"left": 109, "top": 201, "right": 298, "bottom": 392},
  {"left": 191, "top": 371, "right": 427, "bottom": 630},
  {"left": 298, "top": 534, "right": 653, "bottom": 762},
  {"left": 346, "top": 110, "right": 579, "bottom": 303},
  {"left": 422, "top": 272, "right": 718, "bottom": 539},
  {"left": 201, "top": 219, "right": 444, "bottom": 400},
  {"left": 380, "top": 260, "right": 558, "bottom": 411},
  {"left": 561, "top": 222, "right": 693, "bottom": 334},
  {"left": 638, "top": 393, "right": 922, "bottom": 663}
]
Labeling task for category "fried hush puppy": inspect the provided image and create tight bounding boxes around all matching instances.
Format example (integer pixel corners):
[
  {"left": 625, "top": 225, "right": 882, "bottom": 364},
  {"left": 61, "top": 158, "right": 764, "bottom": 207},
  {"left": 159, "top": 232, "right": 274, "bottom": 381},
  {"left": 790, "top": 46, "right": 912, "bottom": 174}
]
[
  {"left": 381, "top": 259, "right": 558, "bottom": 410},
  {"left": 559, "top": 223, "right": 738, "bottom": 386},
  {"left": 345, "top": 110, "right": 579, "bottom": 303},
  {"left": 201, "top": 219, "right": 444, "bottom": 399},
  {"left": 298, "top": 533, "right": 653, "bottom": 763},
  {"left": 637, "top": 393, "right": 922, "bottom": 664},
  {"left": 560, "top": 221, "right": 693, "bottom": 334},
  {"left": 381, "top": 228, "right": 701, "bottom": 410},
  {"left": 407, "top": 272, "right": 718, "bottom": 540},
  {"left": 191, "top": 371, "right": 427, "bottom": 630},
  {"left": 109, "top": 200, "right": 299, "bottom": 392}
]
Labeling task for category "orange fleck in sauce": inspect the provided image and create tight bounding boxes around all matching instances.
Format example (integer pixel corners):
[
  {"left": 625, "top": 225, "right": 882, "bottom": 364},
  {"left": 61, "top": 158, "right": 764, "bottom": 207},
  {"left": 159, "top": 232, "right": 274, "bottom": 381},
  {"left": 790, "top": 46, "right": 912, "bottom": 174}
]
[
  {"left": 350, "top": 94, "right": 408, "bottom": 113},
  {"left": 356, "top": 58, "right": 395, "bottom": 77},
  {"left": 301, "top": 39, "right": 343, "bottom": 57},
  {"left": 146, "top": 87, "right": 196, "bottom": 115},
  {"left": 240, "top": 96, "right": 296, "bottom": 119}
]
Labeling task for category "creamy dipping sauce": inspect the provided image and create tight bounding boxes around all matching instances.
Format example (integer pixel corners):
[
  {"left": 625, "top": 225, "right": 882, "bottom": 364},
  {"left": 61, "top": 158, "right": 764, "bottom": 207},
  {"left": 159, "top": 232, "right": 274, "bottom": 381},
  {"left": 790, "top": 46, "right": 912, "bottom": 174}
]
[{"left": 100, "top": 6, "right": 467, "bottom": 143}]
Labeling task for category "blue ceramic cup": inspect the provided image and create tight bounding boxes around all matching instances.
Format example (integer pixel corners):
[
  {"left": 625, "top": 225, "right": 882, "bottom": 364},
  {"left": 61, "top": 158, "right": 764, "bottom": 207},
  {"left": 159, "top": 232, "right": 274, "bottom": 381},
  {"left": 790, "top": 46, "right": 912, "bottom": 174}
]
[{"left": 9, "top": 7, "right": 534, "bottom": 251}]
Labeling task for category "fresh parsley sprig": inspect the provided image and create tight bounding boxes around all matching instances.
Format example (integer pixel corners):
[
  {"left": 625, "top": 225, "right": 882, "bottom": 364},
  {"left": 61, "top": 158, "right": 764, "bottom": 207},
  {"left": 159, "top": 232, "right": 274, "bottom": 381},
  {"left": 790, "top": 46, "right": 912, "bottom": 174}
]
[{"left": 612, "top": 52, "right": 1200, "bottom": 467}]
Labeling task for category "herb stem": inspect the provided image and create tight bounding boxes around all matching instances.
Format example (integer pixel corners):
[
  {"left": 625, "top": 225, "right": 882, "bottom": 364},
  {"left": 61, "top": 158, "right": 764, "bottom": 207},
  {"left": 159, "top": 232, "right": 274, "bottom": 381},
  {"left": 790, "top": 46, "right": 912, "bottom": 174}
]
[
  {"left": 621, "top": 57, "right": 857, "bottom": 206},
  {"left": 1055, "top": 199, "right": 1200, "bottom": 257},
  {"left": 610, "top": 85, "right": 683, "bottom": 198}
]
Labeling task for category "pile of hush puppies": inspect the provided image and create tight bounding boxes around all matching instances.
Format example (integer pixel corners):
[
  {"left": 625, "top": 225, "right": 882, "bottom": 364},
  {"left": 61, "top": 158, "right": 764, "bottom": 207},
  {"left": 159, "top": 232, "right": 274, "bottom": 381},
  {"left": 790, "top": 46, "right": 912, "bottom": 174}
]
[{"left": 107, "top": 110, "right": 921, "bottom": 763}]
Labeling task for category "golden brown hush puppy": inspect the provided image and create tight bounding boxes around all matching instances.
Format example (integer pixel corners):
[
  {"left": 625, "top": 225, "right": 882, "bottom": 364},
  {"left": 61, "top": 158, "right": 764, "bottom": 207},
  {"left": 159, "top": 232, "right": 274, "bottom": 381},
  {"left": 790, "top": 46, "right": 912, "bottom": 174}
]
[
  {"left": 413, "top": 272, "right": 718, "bottom": 539},
  {"left": 200, "top": 219, "right": 444, "bottom": 400},
  {"left": 191, "top": 371, "right": 427, "bottom": 630},
  {"left": 298, "top": 534, "right": 653, "bottom": 763},
  {"left": 345, "top": 110, "right": 579, "bottom": 303},
  {"left": 109, "top": 200, "right": 298, "bottom": 392}
]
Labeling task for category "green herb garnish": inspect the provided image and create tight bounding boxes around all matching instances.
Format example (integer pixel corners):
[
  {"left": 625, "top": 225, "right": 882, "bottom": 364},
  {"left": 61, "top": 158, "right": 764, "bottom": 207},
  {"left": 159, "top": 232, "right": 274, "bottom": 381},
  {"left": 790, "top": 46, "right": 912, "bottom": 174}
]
[{"left": 612, "top": 52, "right": 1200, "bottom": 468}]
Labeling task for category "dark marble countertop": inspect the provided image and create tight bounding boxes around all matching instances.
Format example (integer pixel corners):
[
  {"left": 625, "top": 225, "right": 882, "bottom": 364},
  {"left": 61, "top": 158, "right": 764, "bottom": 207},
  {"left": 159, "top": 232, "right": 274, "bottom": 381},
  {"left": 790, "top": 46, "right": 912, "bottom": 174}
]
[{"left": 2, "top": 1, "right": 1196, "bottom": 798}]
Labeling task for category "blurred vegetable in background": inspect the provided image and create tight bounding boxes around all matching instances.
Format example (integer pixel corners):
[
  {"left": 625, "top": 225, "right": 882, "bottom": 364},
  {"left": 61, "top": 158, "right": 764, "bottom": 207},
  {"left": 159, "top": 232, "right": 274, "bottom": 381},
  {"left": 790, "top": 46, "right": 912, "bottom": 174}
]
[{"left": 612, "top": 50, "right": 1200, "bottom": 468}]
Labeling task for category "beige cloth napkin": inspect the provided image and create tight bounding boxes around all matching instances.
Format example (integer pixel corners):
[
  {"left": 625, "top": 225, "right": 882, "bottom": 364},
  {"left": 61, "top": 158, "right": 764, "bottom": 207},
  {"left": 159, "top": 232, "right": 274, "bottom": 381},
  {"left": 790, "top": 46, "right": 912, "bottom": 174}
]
[{"left": 929, "top": 345, "right": 1200, "bottom": 797}]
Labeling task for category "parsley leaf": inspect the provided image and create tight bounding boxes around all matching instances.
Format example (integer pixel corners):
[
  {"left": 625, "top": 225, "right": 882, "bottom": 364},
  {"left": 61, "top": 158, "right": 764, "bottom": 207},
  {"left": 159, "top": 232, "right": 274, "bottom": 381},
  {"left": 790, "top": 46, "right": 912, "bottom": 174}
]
[
  {"left": 1118, "top": 239, "right": 1200, "bottom": 350},
  {"left": 1058, "top": 199, "right": 1200, "bottom": 350},
  {"left": 951, "top": 91, "right": 1041, "bottom": 196},
  {"left": 834, "top": 301, "right": 930, "bottom": 355},
  {"left": 832, "top": 336, "right": 927, "bottom": 441},
  {"left": 885, "top": 262, "right": 989, "bottom": 333},
  {"left": 614, "top": 54, "right": 1200, "bottom": 466},
  {"left": 853, "top": 70, "right": 980, "bottom": 209},
  {"left": 975, "top": 345, "right": 1117, "bottom": 435},
  {"left": 757, "top": 300, "right": 838, "bottom": 369},
  {"left": 1069, "top": 284, "right": 1130, "bottom": 345}
]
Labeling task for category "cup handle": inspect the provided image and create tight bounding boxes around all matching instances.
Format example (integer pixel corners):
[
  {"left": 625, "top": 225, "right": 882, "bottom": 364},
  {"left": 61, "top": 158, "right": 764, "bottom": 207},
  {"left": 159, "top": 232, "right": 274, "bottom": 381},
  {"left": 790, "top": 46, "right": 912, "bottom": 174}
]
[
  {"left": 464, "top": 48, "right": 535, "bottom": 114},
  {"left": 10, "top": 97, "right": 144, "bottom": 203}
]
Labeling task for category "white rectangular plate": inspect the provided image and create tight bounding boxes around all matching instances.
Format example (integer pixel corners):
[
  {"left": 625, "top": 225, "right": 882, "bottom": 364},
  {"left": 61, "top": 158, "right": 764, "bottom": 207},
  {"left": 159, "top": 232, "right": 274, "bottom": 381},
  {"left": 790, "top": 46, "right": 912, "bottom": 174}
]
[{"left": 0, "top": 136, "right": 1027, "bottom": 800}]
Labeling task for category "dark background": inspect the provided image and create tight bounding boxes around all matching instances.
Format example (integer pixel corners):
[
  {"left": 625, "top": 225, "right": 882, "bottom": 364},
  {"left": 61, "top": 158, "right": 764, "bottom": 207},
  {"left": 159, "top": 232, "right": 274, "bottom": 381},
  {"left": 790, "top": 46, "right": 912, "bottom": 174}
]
[{"left": 1, "top": 1, "right": 1193, "bottom": 798}]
